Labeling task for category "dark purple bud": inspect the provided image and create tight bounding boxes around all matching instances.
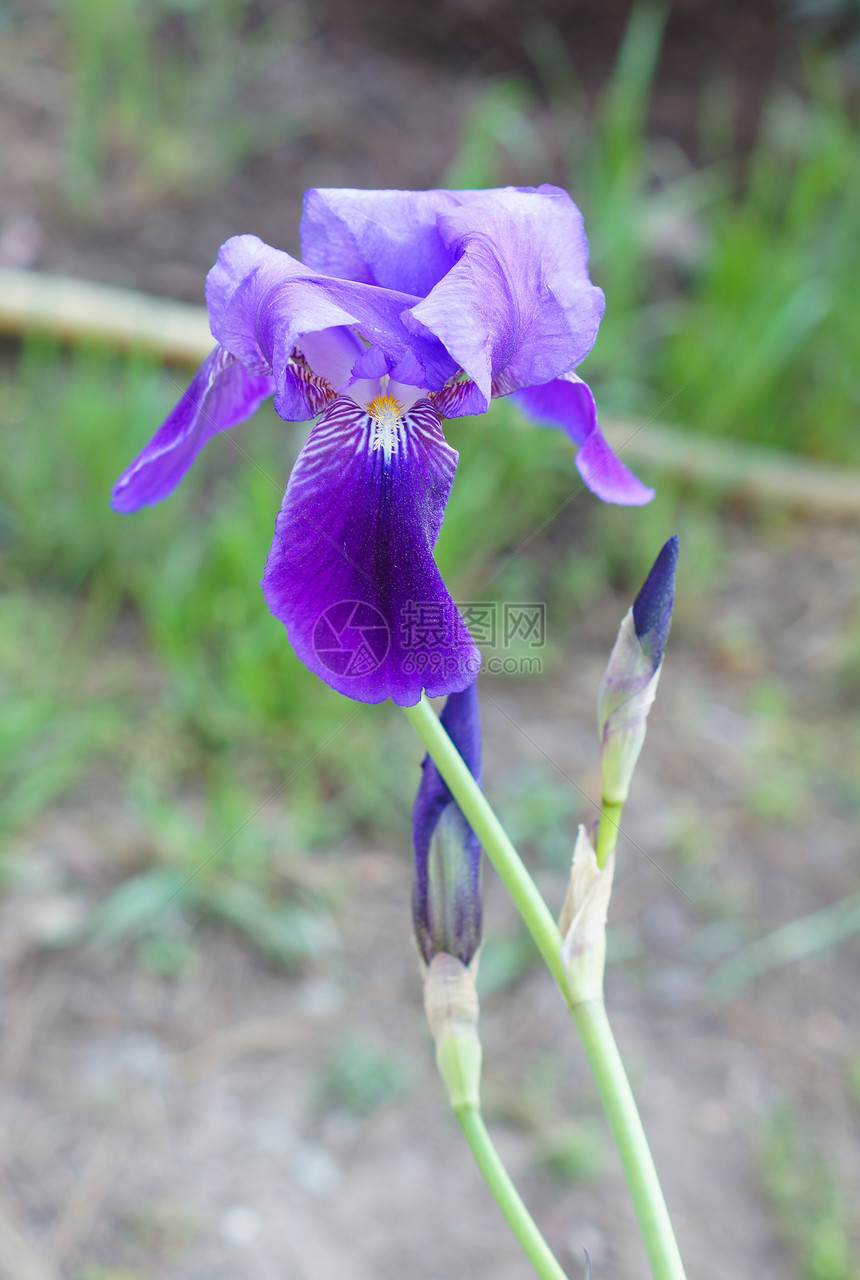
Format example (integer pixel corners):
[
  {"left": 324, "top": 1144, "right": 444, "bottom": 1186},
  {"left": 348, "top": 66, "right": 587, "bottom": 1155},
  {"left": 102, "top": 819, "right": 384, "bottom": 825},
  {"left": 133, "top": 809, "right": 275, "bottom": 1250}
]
[
  {"left": 632, "top": 535, "right": 678, "bottom": 669},
  {"left": 598, "top": 536, "right": 679, "bottom": 814},
  {"left": 412, "top": 682, "right": 483, "bottom": 966}
]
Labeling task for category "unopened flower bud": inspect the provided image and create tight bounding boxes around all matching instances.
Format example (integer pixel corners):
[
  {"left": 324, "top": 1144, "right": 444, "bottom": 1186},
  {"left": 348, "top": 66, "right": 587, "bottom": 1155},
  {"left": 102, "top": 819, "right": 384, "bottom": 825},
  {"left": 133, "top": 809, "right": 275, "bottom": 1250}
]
[
  {"left": 412, "top": 682, "right": 483, "bottom": 966},
  {"left": 597, "top": 536, "right": 677, "bottom": 811},
  {"left": 423, "top": 952, "right": 482, "bottom": 1111},
  {"left": 559, "top": 826, "right": 615, "bottom": 1002}
]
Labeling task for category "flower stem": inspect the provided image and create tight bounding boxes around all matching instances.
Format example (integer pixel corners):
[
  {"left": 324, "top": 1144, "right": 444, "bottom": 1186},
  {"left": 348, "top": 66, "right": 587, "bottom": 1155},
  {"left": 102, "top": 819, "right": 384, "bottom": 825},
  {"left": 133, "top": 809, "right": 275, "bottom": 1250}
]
[
  {"left": 456, "top": 1104, "right": 570, "bottom": 1280},
  {"left": 570, "top": 999, "right": 686, "bottom": 1280},
  {"left": 595, "top": 799, "right": 623, "bottom": 867},
  {"left": 403, "top": 695, "right": 567, "bottom": 993},
  {"left": 402, "top": 695, "right": 687, "bottom": 1280}
]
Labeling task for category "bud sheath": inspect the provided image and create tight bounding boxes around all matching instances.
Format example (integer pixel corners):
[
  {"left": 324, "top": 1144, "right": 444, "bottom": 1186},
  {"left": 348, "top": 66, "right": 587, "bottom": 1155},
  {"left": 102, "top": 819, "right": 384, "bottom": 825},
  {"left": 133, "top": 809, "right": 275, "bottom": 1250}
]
[{"left": 423, "top": 952, "right": 482, "bottom": 1111}]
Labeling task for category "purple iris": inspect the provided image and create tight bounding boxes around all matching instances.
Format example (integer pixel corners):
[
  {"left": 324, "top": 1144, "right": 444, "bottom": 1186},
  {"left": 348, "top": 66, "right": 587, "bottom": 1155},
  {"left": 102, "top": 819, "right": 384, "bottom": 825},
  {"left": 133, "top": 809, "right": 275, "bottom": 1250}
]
[
  {"left": 412, "top": 681, "right": 483, "bottom": 966},
  {"left": 112, "top": 186, "right": 653, "bottom": 706}
]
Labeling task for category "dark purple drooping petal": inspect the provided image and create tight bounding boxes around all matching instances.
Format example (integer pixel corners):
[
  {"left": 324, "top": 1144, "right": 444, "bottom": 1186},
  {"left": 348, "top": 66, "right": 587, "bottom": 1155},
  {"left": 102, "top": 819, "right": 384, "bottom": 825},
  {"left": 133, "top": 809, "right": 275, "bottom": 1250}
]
[
  {"left": 408, "top": 187, "right": 605, "bottom": 404},
  {"left": 511, "top": 374, "right": 654, "bottom": 506},
  {"left": 111, "top": 346, "right": 275, "bottom": 513},
  {"left": 632, "top": 535, "right": 678, "bottom": 668},
  {"left": 412, "top": 682, "right": 483, "bottom": 965},
  {"left": 261, "top": 396, "right": 480, "bottom": 705}
]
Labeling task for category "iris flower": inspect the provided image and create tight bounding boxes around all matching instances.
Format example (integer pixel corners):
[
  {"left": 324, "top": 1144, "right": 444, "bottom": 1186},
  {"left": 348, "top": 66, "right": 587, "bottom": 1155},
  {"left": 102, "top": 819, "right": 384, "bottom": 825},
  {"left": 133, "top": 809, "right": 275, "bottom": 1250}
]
[{"left": 112, "top": 186, "right": 652, "bottom": 705}]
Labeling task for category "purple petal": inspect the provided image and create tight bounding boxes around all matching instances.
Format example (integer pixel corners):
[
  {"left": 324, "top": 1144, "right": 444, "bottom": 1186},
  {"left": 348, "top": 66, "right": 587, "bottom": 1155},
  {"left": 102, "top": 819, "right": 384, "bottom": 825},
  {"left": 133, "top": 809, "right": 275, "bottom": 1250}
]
[
  {"left": 206, "top": 235, "right": 457, "bottom": 410},
  {"left": 633, "top": 535, "right": 678, "bottom": 667},
  {"left": 301, "top": 188, "right": 467, "bottom": 296},
  {"left": 277, "top": 352, "right": 338, "bottom": 421},
  {"left": 512, "top": 375, "right": 654, "bottom": 506},
  {"left": 412, "top": 681, "right": 483, "bottom": 965},
  {"left": 350, "top": 344, "right": 391, "bottom": 380},
  {"left": 298, "top": 326, "right": 365, "bottom": 391},
  {"left": 433, "top": 377, "right": 489, "bottom": 419},
  {"left": 111, "top": 347, "right": 275, "bottom": 512},
  {"left": 261, "top": 396, "right": 480, "bottom": 705},
  {"left": 408, "top": 187, "right": 605, "bottom": 401}
]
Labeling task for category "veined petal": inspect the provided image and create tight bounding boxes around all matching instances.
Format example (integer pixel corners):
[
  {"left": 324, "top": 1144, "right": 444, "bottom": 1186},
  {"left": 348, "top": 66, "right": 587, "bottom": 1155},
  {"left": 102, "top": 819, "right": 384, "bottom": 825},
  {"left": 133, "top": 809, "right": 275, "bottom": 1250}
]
[
  {"left": 300, "top": 186, "right": 562, "bottom": 298},
  {"left": 206, "top": 235, "right": 457, "bottom": 410},
  {"left": 261, "top": 397, "right": 480, "bottom": 705},
  {"left": 433, "top": 376, "right": 489, "bottom": 419},
  {"left": 408, "top": 187, "right": 604, "bottom": 401},
  {"left": 301, "top": 188, "right": 467, "bottom": 296},
  {"left": 277, "top": 351, "right": 337, "bottom": 421},
  {"left": 512, "top": 375, "right": 654, "bottom": 506},
  {"left": 111, "top": 346, "right": 275, "bottom": 512}
]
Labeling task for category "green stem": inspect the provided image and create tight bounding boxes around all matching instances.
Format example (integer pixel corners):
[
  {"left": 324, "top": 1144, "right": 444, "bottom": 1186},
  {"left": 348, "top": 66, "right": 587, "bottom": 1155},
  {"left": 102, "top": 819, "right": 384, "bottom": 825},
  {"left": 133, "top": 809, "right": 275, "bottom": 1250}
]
[
  {"left": 570, "top": 999, "right": 687, "bottom": 1280},
  {"left": 403, "top": 696, "right": 687, "bottom": 1280},
  {"left": 403, "top": 695, "right": 567, "bottom": 993},
  {"left": 595, "top": 799, "right": 624, "bottom": 867},
  {"left": 456, "top": 1105, "right": 570, "bottom": 1280}
]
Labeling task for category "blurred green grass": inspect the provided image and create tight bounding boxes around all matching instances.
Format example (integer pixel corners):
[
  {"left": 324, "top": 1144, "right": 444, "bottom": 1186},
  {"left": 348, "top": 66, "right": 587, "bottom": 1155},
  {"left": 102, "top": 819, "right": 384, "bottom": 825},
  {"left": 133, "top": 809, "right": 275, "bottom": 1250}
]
[
  {"left": 762, "top": 1103, "right": 860, "bottom": 1280},
  {"left": 3, "top": 3, "right": 860, "bottom": 967},
  {"left": 61, "top": 0, "right": 307, "bottom": 208},
  {"left": 451, "top": 6, "right": 860, "bottom": 462}
]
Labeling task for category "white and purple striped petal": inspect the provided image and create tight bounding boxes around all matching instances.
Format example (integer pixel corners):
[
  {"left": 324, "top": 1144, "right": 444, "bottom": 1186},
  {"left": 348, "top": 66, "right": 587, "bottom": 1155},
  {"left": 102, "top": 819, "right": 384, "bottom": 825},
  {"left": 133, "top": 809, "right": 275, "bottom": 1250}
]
[
  {"left": 512, "top": 374, "right": 654, "bottom": 506},
  {"left": 111, "top": 346, "right": 275, "bottom": 513},
  {"left": 261, "top": 396, "right": 480, "bottom": 705}
]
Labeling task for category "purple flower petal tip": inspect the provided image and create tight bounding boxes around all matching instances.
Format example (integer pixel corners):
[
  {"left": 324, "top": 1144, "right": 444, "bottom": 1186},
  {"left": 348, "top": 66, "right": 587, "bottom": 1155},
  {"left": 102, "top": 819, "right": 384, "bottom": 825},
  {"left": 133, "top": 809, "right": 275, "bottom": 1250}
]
[
  {"left": 111, "top": 347, "right": 274, "bottom": 512},
  {"left": 511, "top": 376, "right": 654, "bottom": 507},
  {"left": 632, "top": 536, "right": 678, "bottom": 667}
]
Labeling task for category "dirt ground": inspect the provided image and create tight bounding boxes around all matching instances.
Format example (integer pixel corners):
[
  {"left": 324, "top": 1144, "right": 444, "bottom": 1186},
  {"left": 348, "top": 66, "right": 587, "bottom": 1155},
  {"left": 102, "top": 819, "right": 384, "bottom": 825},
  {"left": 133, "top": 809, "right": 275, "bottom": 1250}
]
[
  {"left": 2, "top": 516, "right": 860, "bottom": 1279},
  {"left": 2, "top": 5, "right": 860, "bottom": 1278}
]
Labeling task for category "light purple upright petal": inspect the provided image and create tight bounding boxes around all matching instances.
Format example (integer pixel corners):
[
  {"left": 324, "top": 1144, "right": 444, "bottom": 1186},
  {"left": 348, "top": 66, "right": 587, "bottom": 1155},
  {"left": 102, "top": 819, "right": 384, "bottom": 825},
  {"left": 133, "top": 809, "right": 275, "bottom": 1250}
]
[
  {"left": 111, "top": 347, "right": 275, "bottom": 512},
  {"left": 512, "top": 374, "right": 654, "bottom": 506},
  {"left": 206, "top": 235, "right": 457, "bottom": 409},
  {"left": 301, "top": 188, "right": 466, "bottom": 296},
  {"left": 261, "top": 397, "right": 480, "bottom": 705},
  {"left": 300, "top": 186, "right": 563, "bottom": 298},
  {"left": 408, "top": 187, "right": 605, "bottom": 401}
]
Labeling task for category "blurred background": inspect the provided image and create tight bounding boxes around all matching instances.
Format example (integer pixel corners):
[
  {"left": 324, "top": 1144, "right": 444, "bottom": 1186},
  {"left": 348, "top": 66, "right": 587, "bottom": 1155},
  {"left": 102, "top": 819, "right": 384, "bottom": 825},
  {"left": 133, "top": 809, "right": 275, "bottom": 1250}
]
[{"left": 1, "top": 1, "right": 860, "bottom": 1277}]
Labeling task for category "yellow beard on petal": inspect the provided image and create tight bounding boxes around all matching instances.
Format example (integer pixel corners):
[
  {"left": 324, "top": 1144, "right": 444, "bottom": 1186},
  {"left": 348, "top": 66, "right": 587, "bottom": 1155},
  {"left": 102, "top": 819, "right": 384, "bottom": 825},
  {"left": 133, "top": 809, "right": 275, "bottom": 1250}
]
[{"left": 367, "top": 393, "right": 405, "bottom": 452}]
